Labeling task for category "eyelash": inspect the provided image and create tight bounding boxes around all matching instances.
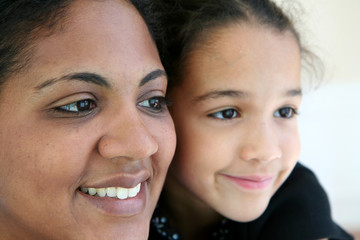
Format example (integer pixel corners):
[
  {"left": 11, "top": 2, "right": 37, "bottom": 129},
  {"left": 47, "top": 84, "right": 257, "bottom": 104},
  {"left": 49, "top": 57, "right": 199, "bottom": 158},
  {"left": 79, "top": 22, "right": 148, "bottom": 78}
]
[
  {"left": 53, "top": 99, "right": 97, "bottom": 117},
  {"left": 52, "top": 95, "right": 169, "bottom": 119},
  {"left": 208, "top": 106, "right": 299, "bottom": 120},
  {"left": 208, "top": 108, "right": 240, "bottom": 120},
  {"left": 138, "top": 96, "right": 170, "bottom": 113},
  {"left": 274, "top": 107, "right": 299, "bottom": 119}
]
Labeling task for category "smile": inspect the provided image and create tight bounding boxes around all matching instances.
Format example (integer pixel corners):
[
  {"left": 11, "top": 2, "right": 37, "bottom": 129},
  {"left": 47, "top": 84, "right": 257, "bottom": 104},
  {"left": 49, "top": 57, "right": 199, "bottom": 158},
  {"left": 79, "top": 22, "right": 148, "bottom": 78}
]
[
  {"left": 223, "top": 175, "right": 274, "bottom": 190},
  {"left": 80, "top": 183, "right": 141, "bottom": 200}
]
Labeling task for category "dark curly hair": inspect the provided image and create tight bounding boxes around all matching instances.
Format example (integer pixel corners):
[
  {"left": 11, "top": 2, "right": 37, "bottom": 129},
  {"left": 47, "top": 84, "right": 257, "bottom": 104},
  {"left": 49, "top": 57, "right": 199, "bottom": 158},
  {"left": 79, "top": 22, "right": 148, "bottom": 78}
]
[{"left": 152, "top": 0, "right": 322, "bottom": 88}]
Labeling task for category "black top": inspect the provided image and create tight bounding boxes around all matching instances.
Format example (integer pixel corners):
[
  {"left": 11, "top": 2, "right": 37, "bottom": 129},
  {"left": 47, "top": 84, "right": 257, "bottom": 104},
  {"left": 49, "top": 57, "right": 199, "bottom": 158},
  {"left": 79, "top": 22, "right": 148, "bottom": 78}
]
[{"left": 149, "top": 163, "right": 354, "bottom": 240}]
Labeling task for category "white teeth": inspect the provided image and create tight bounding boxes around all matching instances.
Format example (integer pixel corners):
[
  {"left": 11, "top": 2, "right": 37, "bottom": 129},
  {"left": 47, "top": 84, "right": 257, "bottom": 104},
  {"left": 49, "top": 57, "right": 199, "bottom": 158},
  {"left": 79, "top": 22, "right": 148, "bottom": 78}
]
[
  {"left": 88, "top": 188, "right": 96, "bottom": 196},
  {"left": 129, "top": 183, "right": 141, "bottom": 197},
  {"left": 128, "top": 187, "right": 137, "bottom": 197},
  {"left": 81, "top": 183, "right": 141, "bottom": 200},
  {"left": 117, "top": 187, "right": 129, "bottom": 200},
  {"left": 106, "top": 187, "right": 117, "bottom": 197},
  {"left": 97, "top": 188, "right": 106, "bottom": 197}
]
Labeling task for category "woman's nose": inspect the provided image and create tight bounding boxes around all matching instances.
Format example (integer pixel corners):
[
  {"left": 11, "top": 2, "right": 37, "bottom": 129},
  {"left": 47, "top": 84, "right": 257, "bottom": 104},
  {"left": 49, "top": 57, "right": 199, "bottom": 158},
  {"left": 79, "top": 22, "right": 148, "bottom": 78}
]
[
  {"left": 239, "top": 121, "right": 282, "bottom": 163},
  {"left": 97, "top": 110, "right": 158, "bottom": 161}
]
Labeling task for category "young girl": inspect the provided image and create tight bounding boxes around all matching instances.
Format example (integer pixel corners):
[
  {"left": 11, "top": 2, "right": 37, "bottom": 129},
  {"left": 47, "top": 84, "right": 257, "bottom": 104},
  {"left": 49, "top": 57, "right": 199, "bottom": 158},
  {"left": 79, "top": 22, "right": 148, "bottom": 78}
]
[{"left": 148, "top": 0, "right": 353, "bottom": 239}]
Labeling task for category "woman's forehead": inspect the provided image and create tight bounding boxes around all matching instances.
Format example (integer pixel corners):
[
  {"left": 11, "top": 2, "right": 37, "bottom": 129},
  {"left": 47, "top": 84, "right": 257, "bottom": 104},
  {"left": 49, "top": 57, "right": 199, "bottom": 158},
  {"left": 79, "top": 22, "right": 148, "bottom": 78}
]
[{"left": 18, "top": 0, "right": 161, "bottom": 90}]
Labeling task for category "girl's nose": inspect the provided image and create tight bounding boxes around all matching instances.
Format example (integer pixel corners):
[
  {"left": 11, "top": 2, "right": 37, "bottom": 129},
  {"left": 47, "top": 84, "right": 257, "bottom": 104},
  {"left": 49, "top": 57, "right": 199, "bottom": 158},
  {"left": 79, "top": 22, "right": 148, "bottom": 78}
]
[{"left": 239, "top": 121, "right": 282, "bottom": 163}]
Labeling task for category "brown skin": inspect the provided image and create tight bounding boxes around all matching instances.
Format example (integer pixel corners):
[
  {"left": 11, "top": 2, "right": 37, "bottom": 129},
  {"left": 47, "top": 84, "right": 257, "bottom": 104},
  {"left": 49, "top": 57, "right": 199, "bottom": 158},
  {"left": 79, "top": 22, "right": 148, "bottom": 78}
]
[
  {"left": 0, "top": 0, "right": 175, "bottom": 239},
  {"left": 166, "top": 23, "right": 302, "bottom": 240}
]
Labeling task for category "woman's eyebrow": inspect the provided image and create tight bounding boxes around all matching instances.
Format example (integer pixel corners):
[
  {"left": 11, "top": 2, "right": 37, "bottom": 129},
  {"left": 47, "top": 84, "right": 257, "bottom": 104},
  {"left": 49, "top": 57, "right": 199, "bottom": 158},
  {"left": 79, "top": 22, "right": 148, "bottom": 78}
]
[
  {"left": 35, "top": 72, "right": 111, "bottom": 90},
  {"left": 139, "top": 69, "right": 166, "bottom": 87},
  {"left": 35, "top": 69, "right": 166, "bottom": 91}
]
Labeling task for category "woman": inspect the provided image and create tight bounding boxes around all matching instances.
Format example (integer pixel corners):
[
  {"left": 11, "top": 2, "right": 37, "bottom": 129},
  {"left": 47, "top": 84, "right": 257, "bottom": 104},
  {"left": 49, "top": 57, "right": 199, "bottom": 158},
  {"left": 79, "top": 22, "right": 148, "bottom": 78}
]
[{"left": 0, "top": 0, "right": 176, "bottom": 239}]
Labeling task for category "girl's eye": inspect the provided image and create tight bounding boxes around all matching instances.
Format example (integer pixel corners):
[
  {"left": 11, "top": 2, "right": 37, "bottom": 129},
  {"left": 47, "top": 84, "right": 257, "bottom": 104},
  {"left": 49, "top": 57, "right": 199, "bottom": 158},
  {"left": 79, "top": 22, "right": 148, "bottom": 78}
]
[
  {"left": 209, "top": 108, "right": 240, "bottom": 120},
  {"left": 55, "top": 99, "right": 96, "bottom": 115},
  {"left": 274, "top": 107, "right": 298, "bottom": 119},
  {"left": 138, "top": 96, "right": 169, "bottom": 113}
]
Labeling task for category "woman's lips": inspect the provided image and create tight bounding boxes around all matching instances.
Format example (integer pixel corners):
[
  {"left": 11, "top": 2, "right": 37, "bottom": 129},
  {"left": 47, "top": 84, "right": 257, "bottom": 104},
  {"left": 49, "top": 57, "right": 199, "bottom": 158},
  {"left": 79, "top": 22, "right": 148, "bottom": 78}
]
[
  {"left": 223, "top": 175, "right": 274, "bottom": 190},
  {"left": 86, "top": 169, "right": 151, "bottom": 189},
  {"left": 78, "top": 169, "right": 151, "bottom": 216},
  {"left": 78, "top": 182, "right": 147, "bottom": 216}
]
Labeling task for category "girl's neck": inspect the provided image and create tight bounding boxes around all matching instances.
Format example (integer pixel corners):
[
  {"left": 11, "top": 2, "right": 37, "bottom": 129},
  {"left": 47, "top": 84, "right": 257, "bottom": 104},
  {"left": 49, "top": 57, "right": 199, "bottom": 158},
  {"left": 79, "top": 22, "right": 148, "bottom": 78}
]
[{"left": 163, "top": 171, "right": 222, "bottom": 240}]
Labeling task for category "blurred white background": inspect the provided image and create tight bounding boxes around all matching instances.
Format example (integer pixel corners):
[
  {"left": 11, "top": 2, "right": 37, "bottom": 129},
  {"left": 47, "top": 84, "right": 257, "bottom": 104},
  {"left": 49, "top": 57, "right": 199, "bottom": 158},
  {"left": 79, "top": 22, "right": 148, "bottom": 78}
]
[{"left": 274, "top": 0, "right": 360, "bottom": 235}]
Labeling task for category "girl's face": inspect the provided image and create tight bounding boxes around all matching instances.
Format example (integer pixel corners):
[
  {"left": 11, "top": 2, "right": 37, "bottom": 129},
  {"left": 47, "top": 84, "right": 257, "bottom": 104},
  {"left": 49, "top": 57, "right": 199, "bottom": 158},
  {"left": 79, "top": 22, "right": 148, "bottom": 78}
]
[
  {"left": 169, "top": 23, "right": 301, "bottom": 221},
  {"left": 0, "top": 0, "right": 175, "bottom": 239}
]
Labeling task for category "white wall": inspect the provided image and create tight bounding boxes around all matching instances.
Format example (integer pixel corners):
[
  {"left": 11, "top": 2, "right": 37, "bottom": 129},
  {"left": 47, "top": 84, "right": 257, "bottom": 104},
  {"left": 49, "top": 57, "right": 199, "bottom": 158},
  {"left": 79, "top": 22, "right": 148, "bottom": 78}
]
[
  {"left": 300, "top": 83, "right": 360, "bottom": 231},
  {"left": 275, "top": 0, "right": 360, "bottom": 233}
]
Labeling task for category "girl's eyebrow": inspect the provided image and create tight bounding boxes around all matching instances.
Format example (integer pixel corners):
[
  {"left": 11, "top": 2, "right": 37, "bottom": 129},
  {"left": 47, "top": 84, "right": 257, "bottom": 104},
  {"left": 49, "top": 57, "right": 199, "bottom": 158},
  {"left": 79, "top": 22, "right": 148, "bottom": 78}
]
[
  {"left": 193, "top": 90, "right": 250, "bottom": 103},
  {"left": 193, "top": 88, "right": 302, "bottom": 103},
  {"left": 286, "top": 88, "right": 302, "bottom": 97}
]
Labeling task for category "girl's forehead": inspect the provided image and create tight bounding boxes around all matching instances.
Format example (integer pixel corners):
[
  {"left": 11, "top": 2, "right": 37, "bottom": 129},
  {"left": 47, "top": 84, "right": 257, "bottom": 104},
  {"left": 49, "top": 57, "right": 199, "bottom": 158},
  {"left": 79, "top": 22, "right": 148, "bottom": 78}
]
[
  {"left": 176, "top": 23, "right": 301, "bottom": 99},
  {"left": 186, "top": 24, "right": 300, "bottom": 73},
  {"left": 197, "top": 23, "right": 299, "bottom": 56}
]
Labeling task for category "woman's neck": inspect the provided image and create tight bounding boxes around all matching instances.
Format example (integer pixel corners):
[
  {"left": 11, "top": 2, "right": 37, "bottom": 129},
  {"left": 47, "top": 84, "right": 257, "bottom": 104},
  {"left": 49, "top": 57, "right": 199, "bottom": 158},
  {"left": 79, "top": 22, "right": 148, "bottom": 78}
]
[{"left": 163, "top": 171, "right": 222, "bottom": 240}]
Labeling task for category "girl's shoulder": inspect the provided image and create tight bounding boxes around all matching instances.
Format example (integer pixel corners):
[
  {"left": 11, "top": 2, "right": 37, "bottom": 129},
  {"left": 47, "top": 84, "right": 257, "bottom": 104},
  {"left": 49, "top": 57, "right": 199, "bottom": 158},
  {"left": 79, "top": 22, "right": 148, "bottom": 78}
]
[{"left": 235, "top": 162, "right": 354, "bottom": 240}]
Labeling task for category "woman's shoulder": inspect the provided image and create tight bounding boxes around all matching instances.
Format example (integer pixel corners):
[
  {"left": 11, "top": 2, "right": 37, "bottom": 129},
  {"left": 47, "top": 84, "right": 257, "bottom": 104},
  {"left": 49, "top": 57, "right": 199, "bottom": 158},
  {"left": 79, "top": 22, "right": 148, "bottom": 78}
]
[{"left": 149, "top": 196, "right": 182, "bottom": 240}]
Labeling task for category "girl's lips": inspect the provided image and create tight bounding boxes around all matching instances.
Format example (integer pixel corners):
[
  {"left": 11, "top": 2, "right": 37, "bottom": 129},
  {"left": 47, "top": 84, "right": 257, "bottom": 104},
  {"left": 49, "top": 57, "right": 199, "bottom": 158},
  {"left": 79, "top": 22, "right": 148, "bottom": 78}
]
[
  {"left": 223, "top": 175, "right": 274, "bottom": 190},
  {"left": 78, "top": 181, "right": 148, "bottom": 216}
]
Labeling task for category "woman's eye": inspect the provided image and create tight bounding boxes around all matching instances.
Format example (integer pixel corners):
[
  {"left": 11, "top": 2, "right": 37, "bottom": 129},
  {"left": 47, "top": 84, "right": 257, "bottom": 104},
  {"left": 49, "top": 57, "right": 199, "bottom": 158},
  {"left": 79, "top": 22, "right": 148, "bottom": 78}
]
[
  {"left": 55, "top": 99, "right": 96, "bottom": 115},
  {"left": 138, "top": 96, "right": 169, "bottom": 112},
  {"left": 274, "top": 107, "right": 298, "bottom": 119},
  {"left": 209, "top": 108, "right": 240, "bottom": 120}
]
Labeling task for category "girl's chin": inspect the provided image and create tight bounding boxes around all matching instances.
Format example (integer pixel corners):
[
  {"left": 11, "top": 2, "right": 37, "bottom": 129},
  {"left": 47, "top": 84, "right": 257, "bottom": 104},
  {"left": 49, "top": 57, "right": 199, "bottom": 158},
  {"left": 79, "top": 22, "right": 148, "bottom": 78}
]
[{"left": 220, "top": 200, "right": 269, "bottom": 222}]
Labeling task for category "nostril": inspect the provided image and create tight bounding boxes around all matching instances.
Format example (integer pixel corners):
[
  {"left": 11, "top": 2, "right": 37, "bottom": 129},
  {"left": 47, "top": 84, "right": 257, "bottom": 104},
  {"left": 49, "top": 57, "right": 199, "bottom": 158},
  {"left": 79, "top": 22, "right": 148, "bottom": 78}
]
[
  {"left": 97, "top": 133, "right": 158, "bottom": 161},
  {"left": 97, "top": 135, "right": 115, "bottom": 159},
  {"left": 239, "top": 146, "right": 257, "bottom": 161},
  {"left": 136, "top": 135, "right": 159, "bottom": 158},
  {"left": 239, "top": 144, "right": 281, "bottom": 162}
]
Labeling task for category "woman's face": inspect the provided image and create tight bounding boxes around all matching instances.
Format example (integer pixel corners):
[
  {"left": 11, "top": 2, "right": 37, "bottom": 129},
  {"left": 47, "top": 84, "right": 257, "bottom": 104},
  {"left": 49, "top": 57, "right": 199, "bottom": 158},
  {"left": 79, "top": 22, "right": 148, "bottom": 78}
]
[
  {"left": 169, "top": 24, "right": 301, "bottom": 222},
  {"left": 0, "top": 0, "right": 175, "bottom": 239}
]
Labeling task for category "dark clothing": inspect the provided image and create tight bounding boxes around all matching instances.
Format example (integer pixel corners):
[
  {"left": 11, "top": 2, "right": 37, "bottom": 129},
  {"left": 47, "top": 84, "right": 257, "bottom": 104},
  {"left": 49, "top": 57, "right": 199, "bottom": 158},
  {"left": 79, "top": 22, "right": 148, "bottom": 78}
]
[{"left": 149, "top": 163, "right": 353, "bottom": 240}]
